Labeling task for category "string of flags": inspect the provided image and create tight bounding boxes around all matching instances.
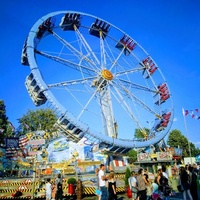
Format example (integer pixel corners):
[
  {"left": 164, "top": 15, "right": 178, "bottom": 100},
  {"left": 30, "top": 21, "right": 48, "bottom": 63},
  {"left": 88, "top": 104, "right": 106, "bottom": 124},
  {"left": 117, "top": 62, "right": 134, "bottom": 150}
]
[{"left": 182, "top": 108, "right": 200, "bottom": 119}]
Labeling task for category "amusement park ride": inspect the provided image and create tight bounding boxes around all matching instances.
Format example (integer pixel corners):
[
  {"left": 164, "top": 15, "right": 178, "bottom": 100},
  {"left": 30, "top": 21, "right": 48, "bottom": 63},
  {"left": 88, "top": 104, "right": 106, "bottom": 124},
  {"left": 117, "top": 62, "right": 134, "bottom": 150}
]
[
  {"left": 0, "top": 11, "right": 175, "bottom": 199},
  {"left": 21, "top": 11, "right": 174, "bottom": 154}
]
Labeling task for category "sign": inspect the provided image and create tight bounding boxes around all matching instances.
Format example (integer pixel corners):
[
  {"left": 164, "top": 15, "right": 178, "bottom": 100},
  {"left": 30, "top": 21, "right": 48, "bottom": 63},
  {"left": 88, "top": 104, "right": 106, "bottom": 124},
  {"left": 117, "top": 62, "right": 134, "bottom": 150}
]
[
  {"left": 28, "top": 139, "right": 45, "bottom": 155},
  {"left": 77, "top": 161, "right": 101, "bottom": 166},
  {"left": 28, "top": 139, "right": 45, "bottom": 145},
  {"left": 137, "top": 153, "right": 151, "bottom": 162},
  {"left": 156, "top": 152, "right": 172, "bottom": 161}
]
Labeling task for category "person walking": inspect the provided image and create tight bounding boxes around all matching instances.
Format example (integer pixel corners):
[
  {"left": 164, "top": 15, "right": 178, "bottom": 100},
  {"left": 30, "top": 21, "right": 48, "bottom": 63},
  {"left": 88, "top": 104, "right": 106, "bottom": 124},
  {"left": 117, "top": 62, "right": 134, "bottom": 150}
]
[
  {"left": 55, "top": 174, "right": 63, "bottom": 200},
  {"left": 56, "top": 182, "right": 63, "bottom": 200},
  {"left": 180, "top": 166, "right": 193, "bottom": 200},
  {"left": 98, "top": 164, "right": 108, "bottom": 200},
  {"left": 189, "top": 166, "right": 198, "bottom": 200},
  {"left": 136, "top": 168, "right": 147, "bottom": 200},
  {"left": 128, "top": 171, "right": 138, "bottom": 200},
  {"left": 107, "top": 171, "right": 117, "bottom": 200},
  {"left": 46, "top": 178, "right": 52, "bottom": 200}
]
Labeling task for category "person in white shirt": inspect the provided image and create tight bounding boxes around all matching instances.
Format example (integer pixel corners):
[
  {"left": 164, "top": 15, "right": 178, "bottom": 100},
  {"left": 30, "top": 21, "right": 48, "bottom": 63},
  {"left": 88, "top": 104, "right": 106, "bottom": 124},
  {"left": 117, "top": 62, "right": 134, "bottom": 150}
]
[
  {"left": 128, "top": 171, "right": 138, "bottom": 200},
  {"left": 46, "top": 178, "right": 52, "bottom": 200},
  {"left": 98, "top": 164, "right": 108, "bottom": 200}
]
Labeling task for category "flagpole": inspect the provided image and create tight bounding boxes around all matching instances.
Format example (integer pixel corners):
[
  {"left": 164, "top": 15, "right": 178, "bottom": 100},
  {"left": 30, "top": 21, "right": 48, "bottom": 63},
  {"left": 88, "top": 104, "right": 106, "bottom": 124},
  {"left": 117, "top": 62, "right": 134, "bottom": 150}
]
[{"left": 182, "top": 108, "right": 192, "bottom": 164}]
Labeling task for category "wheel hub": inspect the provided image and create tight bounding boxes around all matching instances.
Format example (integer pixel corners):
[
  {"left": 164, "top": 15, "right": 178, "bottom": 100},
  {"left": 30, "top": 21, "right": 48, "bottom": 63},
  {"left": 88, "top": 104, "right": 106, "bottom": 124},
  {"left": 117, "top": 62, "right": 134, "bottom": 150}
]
[{"left": 101, "top": 69, "right": 113, "bottom": 80}]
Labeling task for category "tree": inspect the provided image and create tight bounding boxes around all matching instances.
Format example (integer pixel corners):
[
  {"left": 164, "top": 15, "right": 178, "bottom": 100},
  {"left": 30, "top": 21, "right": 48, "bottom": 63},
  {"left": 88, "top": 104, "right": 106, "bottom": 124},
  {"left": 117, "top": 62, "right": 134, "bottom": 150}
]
[
  {"left": 18, "top": 108, "right": 57, "bottom": 138},
  {"left": 134, "top": 128, "right": 150, "bottom": 139},
  {"left": 126, "top": 149, "right": 137, "bottom": 164},
  {"left": 189, "top": 142, "right": 200, "bottom": 157},
  {"left": 167, "top": 129, "right": 200, "bottom": 157},
  {"left": 124, "top": 167, "right": 131, "bottom": 188},
  {"left": 167, "top": 129, "right": 185, "bottom": 147},
  {"left": 0, "top": 100, "right": 14, "bottom": 145}
]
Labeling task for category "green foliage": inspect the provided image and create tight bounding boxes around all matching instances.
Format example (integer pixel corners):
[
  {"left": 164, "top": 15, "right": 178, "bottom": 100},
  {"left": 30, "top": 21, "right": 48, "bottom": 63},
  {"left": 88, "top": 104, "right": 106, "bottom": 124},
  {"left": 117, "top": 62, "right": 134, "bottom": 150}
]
[
  {"left": 67, "top": 177, "right": 77, "bottom": 184},
  {"left": 126, "top": 149, "right": 137, "bottom": 164},
  {"left": 0, "top": 100, "right": 14, "bottom": 144},
  {"left": 18, "top": 108, "right": 57, "bottom": 137},
  {"left": 167, "top": 129, "right": 185, "bottom": 147},
  {"left": 124, "top": 167, "right": 131, "bottom": 187},
  {"left": 134, "top": 128, "right": 149, "bottom": 139},
  {"left": 167, "top": 129, "right": 200, "bottom": 157},
  {"left": 189, "top": 142, "right": 200, "bottom": 157}
]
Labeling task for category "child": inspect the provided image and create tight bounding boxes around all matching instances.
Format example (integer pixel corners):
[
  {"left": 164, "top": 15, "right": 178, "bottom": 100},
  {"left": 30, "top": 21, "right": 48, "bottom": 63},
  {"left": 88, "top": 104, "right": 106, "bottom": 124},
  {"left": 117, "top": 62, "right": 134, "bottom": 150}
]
[
  {"left": 151, "top": 177, "right": 160, "bottom": 200},
  {"left": 95, "top": 186, "right": 102, "bottom": 200},
  {"left": 46, "top": 178, "right": 52, "bottom": 200},
  {"left": 95, "top": 168, "right": 102, "bottom": 200}
]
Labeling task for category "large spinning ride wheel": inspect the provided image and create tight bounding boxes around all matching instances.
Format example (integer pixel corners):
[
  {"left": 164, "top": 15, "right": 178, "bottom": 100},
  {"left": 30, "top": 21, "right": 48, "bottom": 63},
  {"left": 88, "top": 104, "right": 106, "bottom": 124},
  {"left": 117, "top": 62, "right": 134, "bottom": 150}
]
[{"left": 21, "top": 11, "right": 174, "bottom": 154}]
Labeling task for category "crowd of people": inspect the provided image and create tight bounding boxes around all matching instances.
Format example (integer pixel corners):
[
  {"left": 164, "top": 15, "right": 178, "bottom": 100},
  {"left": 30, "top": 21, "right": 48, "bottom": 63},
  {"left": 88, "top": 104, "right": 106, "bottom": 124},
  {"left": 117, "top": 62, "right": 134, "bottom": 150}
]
[
  {"left": 127, "top": 164, "right": 199, "bottom": 200},
  {"left": 96, "top": 163, "right": 199, "bottom": 200},
  {"left": 178, "top": 164, "right": 199, "bottom": 200},
  {"left": 44, "top": 163, "right": 199, "bottom": 200}
]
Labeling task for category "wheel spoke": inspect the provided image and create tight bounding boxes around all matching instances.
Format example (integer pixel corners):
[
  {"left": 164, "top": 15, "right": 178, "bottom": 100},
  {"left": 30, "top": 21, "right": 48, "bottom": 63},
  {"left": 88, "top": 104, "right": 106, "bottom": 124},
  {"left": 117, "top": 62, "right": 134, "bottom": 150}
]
[
  {"left": 113, "top": 79, "right": 158, "bottom": 116},
  {"left": 74, "top": 27, "right": 100, "bottom": 67},
  {"left": 99, "top": 32, "right": 106, "bottom": 70},
  {"left": 111, "top": 82, "right": 143, "bottom": 129},
  {"left": 49, "top": 29, "right": 98, "bottom": 69},
  {"left": 118, "top": 78, "right": 157, "bottom": 93},
  {"left": 35, "top": 50, "right": 96, "bottom": 75},
  {"left": 47, "top": 76, "right": 95, "bottom": 88}
]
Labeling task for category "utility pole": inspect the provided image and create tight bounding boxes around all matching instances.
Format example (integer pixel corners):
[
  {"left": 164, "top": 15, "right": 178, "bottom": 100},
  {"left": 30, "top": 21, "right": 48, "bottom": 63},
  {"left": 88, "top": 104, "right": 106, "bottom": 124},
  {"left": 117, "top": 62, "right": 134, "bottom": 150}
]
[{"left": 182, "top": 108, "right": 192, "bottom": 164}]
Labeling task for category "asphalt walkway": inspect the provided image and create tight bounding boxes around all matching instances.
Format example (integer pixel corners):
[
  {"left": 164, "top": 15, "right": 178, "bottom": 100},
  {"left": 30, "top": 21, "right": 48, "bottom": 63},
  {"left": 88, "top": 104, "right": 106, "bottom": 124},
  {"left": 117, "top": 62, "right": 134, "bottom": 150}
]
[{"left": 81, "top": 190, "right": 200, "bottom": 200}]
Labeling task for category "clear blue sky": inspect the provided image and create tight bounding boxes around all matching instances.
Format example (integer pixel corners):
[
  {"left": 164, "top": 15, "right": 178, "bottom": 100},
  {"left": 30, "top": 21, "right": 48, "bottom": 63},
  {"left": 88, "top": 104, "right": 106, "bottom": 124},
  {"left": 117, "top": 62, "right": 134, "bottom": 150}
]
[{"left": 0, "top": 0, "right": 200, "bottom": 147}]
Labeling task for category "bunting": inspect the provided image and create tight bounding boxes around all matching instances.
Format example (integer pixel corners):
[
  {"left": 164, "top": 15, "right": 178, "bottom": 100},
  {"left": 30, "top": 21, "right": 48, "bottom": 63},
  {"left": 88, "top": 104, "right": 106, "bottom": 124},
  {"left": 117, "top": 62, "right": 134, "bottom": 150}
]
[{"left": 182, "top": 108, "right": 200, "bottom": 119}]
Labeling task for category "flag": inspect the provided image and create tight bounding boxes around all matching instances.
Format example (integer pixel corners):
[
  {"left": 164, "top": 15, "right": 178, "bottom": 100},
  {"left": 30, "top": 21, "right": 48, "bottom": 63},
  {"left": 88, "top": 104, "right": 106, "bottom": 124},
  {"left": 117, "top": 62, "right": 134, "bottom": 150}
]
[
  {"left": 6, "top": 135, "right": 29, "bottom": 158},
  {"left": 183, "top": 108, "right": 200, "bottom": 119},
  {"left": 182, "top": 108, "right": 189, "bottom": 116},
  {"left": 5, "top": 137, "right": 19, "bottom": 158},
  {"left": 19, "top": 135, "right": 29, "bottom": 148},
  {"left": 190, "top": 110, "right": 195, "bottom": 118},
  {"left": 6, "top": 147, "right": 19, "bottom": 158}
]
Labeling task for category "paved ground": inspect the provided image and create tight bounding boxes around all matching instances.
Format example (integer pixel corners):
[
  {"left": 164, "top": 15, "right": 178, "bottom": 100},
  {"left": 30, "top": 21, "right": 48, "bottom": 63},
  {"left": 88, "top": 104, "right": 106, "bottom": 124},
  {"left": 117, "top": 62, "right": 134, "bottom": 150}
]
[{"left": 81, "top": 190, "right": 200, "bottom": 200}]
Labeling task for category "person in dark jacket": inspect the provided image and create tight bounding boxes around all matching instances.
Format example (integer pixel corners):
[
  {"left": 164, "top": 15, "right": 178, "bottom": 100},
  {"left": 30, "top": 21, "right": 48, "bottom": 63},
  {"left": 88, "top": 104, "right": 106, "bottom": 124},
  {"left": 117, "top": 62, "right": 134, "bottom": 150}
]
[
  {"left": 189, "top": 166, "right": 198, "bottom": 200},
  {"left": 55, "top": 174, "right": 63, "bottom": 200},
  {"left": 180, "top": 166, "right": 193, "bottom": 200}
]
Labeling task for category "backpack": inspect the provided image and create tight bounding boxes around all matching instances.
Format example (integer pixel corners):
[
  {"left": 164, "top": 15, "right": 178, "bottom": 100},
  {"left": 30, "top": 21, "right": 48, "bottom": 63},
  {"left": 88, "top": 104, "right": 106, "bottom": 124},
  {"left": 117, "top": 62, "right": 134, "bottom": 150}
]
[
  {"left": 160, "top": 176, "right": 172, "bottom": 196},
  {"left": 57, "top": 182, "right": 63, "bottom": 193},
  {"left": 160, "top": 175, "right": 168, "bottom": 187}
]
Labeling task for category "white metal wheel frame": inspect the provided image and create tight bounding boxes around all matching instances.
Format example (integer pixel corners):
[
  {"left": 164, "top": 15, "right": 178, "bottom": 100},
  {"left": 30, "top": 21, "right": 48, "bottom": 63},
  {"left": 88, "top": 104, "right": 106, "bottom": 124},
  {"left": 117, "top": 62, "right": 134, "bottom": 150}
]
[{"left": 22, "top": 11, "right": 174, "bottom": 151}]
